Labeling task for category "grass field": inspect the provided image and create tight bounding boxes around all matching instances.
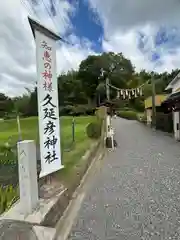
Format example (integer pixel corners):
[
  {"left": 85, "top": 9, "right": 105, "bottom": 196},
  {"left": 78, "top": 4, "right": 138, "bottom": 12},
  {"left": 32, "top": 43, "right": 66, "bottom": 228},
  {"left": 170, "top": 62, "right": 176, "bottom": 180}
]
[
  {"left": 0, "top": 115, "right": 99, "bottom": 214},
  {"left": 0, "top": 116, "right": 95, "bottom": 183},
  {"left": 0, "top": 116, "right": 94, "bottom": 146}
]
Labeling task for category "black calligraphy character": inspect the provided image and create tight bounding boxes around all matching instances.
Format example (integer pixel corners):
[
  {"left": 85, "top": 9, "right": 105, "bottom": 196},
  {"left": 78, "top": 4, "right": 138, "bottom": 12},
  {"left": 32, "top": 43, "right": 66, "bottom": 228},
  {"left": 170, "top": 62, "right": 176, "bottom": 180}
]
[
  {"left": 41, "top": 41, "right": 52, "bottom": 51},
  {"left": 41, "top": 40, "right": 47, "bottom": 48},
  {"left": 43, "top": 81, "right": 52, "bottom": 92},
  {"left": 42, "top": 70, "right": 52, "bottom": 81},
  {"left": 41, "top": 41, "right": 51, "bottom": 50},
  {"left": 45, "top": 150, "right": 58, "bottom": 164},
  {"left": 43, "top": 50, "right": 51, "bottom": 63},
  {"left": 43, "top": 108, "right": 57, "bottom": 120},
  {"left": 44, "top": 135, "right": 58, "bottom": 149},
  {"left": 44, "top": 121, "right": 56, "bottom": 135},
  {"left": 44, "top": 62, "right": 51, "bottom": 70},
  {"left": 43, "top": 94, "right": 56, "bottom": 107}
]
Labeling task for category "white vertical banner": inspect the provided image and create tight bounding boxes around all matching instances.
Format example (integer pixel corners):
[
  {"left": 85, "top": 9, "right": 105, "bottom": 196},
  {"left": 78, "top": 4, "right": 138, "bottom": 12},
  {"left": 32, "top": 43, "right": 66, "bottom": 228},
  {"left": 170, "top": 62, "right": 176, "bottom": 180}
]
[{"left": 30, "top": 19, "right": 63, "bottom": 178}]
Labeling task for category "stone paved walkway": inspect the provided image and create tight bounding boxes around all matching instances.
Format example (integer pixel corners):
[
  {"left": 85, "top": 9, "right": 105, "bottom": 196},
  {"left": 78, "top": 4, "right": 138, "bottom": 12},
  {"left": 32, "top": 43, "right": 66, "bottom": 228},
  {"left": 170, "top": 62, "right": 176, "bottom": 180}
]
[
  {"left": 0, "top": 220, "right": 38, "bottom": 239},
  {"left": 68, "top": 118, "right": 180, "bottom": 240}
]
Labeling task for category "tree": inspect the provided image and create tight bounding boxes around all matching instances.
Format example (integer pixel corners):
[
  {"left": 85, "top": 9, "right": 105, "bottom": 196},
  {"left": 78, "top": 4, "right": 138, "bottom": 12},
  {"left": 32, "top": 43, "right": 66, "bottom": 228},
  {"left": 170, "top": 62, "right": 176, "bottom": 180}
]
[
  {"left": 13, "top": 89, "right": 31, "bottom": 116},
  {"left": 0, "top": 51, "right": 177, "bottom": 117},
  {"left": 27, "top": 88, "right": 38, "bottom": 116},
  {"left": 78, "top": 52, "right": 134, "bottom": 105},
  {"left": 96, "top": 82, "right": 106, "bottom": 106},
  {"left": 58, "top": 71, "right": 87, "bottom": 106},
  {"left": 0, "top": 93, "right": 13, "bottom": 118},
  {"left": 78, "top": 55, "right": 101, "bottom": 104}
]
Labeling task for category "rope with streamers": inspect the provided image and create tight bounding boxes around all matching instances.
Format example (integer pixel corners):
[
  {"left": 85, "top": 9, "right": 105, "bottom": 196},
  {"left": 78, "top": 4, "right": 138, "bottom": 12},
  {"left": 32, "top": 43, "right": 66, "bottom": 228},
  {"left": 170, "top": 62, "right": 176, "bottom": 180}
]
[{"left": 107, "top": 80, "right": 150, "bottom": 100}]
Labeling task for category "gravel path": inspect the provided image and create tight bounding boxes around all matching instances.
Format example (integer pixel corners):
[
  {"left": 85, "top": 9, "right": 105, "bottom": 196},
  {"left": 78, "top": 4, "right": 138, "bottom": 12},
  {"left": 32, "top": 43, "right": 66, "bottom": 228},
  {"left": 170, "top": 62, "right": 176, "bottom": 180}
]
[{"left": 68, "top": 118, "right": 180, "bottom": 240}]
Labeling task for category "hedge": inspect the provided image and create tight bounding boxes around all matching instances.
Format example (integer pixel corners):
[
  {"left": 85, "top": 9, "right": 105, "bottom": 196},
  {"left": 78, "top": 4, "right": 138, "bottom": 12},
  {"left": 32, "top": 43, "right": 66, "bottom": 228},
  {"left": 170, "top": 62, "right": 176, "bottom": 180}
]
[
  {"left": 137, "top": 112, "right": 147, "bottom": 124},
  {"left": 117, "top": 110, "right": 137, "bottom": 120},
  {"left": 0, "top": 185, "right": 18, "bottom": 214},
  {"left": 0, "top": 144, "right": 17, "bottom": 165},
  {"left": 59, "top": 105, "right": 95, "bottom": 116},
  {"left": 86, "top": 121, "right": 102, "bottom": 139}
]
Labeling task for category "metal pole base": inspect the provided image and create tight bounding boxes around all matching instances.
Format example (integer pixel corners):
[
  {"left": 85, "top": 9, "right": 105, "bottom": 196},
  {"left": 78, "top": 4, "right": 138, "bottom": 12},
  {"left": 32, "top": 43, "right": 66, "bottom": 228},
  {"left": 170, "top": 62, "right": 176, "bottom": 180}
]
[{"left": 105, "top": 137, "right": 117, "bottom": 149}]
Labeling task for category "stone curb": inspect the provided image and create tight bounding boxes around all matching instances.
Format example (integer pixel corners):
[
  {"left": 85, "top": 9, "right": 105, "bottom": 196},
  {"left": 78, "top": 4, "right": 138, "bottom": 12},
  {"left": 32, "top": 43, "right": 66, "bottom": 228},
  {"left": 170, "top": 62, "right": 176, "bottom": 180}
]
[
  {"left": 0, "top": 117, "right": 106, "bottom": 240},
  {"left": 53, "top": 140, "right": 105, "bottom": 240},
  {"left": 44, "top": 120, "right": 106, "bottom": 229},
  {"left": 42, "top": 140, "right": 102, "bottom": 227},
  {"left": 0, "top": 141, "right": 105, "bottom": 240}
]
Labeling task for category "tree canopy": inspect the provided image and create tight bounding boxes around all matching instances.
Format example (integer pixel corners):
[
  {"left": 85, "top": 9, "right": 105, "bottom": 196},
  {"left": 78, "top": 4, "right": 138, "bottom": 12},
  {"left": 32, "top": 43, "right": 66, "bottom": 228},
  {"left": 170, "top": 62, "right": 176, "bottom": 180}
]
[{"left": 0, "top": 52, "right": 178, "bottom": 118}]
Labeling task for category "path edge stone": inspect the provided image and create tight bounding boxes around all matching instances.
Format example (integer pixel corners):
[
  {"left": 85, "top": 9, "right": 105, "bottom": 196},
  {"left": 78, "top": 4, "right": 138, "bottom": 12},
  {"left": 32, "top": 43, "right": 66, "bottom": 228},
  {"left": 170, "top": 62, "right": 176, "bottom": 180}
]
[{"left": 0, "top": 122, "right": 106, "bottom": 240}]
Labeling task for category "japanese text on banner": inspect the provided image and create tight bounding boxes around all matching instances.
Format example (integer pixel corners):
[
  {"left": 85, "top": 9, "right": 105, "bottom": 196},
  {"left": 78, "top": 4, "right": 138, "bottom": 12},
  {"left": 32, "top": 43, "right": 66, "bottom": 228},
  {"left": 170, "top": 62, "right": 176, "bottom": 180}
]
[
  {"left": 41, "top": 40, "right": 58, "bottom": 164},
  {"left": 41, "top": 40, "right": 52, "bottom": 92}
]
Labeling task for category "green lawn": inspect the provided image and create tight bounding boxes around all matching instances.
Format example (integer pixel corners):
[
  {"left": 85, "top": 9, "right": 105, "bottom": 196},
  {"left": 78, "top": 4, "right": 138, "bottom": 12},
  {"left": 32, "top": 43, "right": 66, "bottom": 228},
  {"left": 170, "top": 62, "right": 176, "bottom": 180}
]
[
  {"left": 0, "top": 116, "right": 94, "bottom": 145},
  {"left": 0, "top": 116, "right": 95, "bottom": 181},
  {"left": 0, "top": 116, "right": 93, "bottom": 145},
  {"left": 0, "top": 116, "right": 97, "bottom": 213}
]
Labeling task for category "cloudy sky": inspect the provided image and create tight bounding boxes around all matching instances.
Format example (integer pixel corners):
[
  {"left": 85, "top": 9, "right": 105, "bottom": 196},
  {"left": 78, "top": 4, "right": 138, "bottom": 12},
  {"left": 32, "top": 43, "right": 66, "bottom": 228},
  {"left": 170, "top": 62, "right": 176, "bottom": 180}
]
[{"left": 1, "top": 0, "right": 180, "bottom": 96}]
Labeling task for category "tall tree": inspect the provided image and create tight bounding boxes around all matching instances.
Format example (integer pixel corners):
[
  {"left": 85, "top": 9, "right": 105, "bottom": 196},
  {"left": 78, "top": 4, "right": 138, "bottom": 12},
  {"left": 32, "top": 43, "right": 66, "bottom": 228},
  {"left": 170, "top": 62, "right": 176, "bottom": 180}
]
[
  {"left": 58, "top": 71, "right": 87, "bottom": 106},
  {"left": 27, "top": 88, "right": 38, "bottom": 116},
  {"left": 0, "top": 93, "right": 13, "bottom": 117},
  {"left": 13, "top": 93, "right": 31, "bottom": 116},
  {"left": 78, "top": 52, "right": 134, "bottom": 104}
]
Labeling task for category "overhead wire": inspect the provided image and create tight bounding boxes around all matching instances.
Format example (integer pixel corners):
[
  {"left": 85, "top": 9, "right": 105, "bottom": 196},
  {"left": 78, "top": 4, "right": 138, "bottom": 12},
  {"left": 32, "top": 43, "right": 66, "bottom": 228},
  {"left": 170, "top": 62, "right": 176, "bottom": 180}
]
[
  {"left": 40, "top": 0, "right": 60, "bottom": 35},
  {"left": 20, "top": 0, "right": 36, "bottom": 16},
  {"left": 38, "top": 0, "right": 76, "bottom": 69},
  {"left": 39, "top": 0, "right": 77, "bottom": 46},
  {"left": 21, "top": 0, "right": 76, "bottom": 70},
  {"left": 39, "top": 0, "right": 77, "bottom": 70},
  {"left": 21, "top": 0, "right": 150, "bottom": 90},
  {"left": 22, "top": 0, "right": 74, "bottom": 46}
]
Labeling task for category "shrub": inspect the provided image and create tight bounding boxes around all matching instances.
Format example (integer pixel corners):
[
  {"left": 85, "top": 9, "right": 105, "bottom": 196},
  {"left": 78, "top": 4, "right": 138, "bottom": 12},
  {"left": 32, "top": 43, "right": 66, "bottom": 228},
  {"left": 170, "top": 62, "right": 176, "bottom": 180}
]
[
  {"left": 117, "top": 110, "right": 137, "bottom": 120},
  {"left": 137, "top": 112, "right": 147, "bottom": 123},
  {"left": 95, "top": 107, "right": 106, "bottom": 120},
  {"left": 71, "top": 105, "right": 87, "bottom": 116},
  {"left": 140, "top": 114, "right": 147, "bottom": 124},
  {"left": 85, "top": 106, "right": 96, "bottom": 115},
  {"left": 86, "top": 121, "right": 102, "bottom": 139},
  {"left": 60, "top": 105, "right": 95, "bottom": 116},
  {"left": 3, "top": 112, "right": 17, "bottom": 120},
  {"left": 0, "top": 164, "right": 18, "bottom": 187},
  {"left": 0, "top": 185, "right": 18, "bottom": 214},
  {"left": 59, "top": 105, "right": 74, "bottom": 116},
  {"left": 0, "top": 144, "right": 17, "bottom": 165},
  {"left": 119, "top": 107, "right": 133, "bottom": 111}
]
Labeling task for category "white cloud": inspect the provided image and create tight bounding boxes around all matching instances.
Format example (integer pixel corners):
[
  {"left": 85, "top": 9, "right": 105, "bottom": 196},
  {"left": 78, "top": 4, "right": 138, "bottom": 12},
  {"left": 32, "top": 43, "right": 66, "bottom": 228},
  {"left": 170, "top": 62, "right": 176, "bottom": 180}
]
[
  {"left": 57, "top": 35, "right": 96, "bottom": 73},
  {"left": 102, "top": 24, "right": 180, "bottom": 73},
  {"left": 0, "top": 0, "right": 95, "bottom": 97},
  {"left": 88, "top": 0, "right": 180, "bottom": 73},
  {"left": 2, "top": 0, "right": 180, "bottom": 97},
  {"left": 29, "top": 0, "right": 76, "bottom": 35},
  {"left": 88, "top": 0, "right": 180, "bottom": 34},
  {"left": 0, "top": 0, "right": 36, "bottom": 96}
]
